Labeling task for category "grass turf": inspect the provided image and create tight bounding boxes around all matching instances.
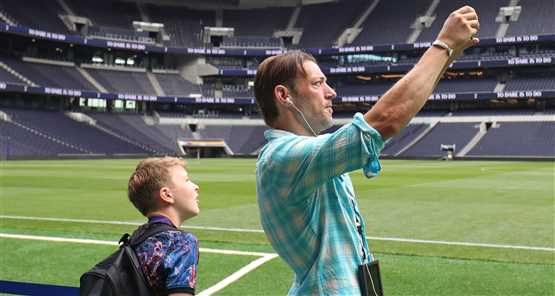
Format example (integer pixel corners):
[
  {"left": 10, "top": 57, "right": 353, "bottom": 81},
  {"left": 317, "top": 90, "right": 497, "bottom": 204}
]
[{"left": 0, "top": 159, "right": 553, "bottom": 295}]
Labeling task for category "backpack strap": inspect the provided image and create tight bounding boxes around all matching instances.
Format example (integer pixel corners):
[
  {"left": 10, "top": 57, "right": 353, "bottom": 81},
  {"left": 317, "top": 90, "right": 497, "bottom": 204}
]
[
  {"left": 119, "top": 233, "right": 131, "bottom": 246},
  {"left": 128, "top": 222, "right": 177, "bottom": 247}
]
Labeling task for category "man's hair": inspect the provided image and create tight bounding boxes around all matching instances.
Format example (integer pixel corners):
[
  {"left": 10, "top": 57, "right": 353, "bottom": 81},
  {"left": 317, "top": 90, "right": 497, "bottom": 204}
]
[
  {"left": 128, "top": 157, "right": 187, "bottom": 216},
  {"left": 254, "top": 50, "right": 317, "bottom": 125}
]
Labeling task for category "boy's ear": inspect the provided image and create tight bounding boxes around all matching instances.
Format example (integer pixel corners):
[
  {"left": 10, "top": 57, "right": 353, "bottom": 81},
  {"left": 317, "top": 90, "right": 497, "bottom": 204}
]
[{"left": 159, "top": 187, "right": 174, "bottom": 204}]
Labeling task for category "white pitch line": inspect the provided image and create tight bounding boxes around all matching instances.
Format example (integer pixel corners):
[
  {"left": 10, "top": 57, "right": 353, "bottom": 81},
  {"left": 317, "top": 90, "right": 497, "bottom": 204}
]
[
  {"left": 1, "top": 215, "right": 554, "bottom": 252},
  {"left": 197, "top": 254, "right": 278, "bottom": 296},
  {"left": 0, "top": 233, "right": 118, "bottom": 246},
  {"left": 0, "top": 232, "right": 278, "bottom": 296},
  {"left": 366, "top": 236, "right": 555, "bottom": 252},
  {"left": 0, "top": 233, "right": 275, "bottom": 257},
  {"left": 0, "top": 215, "right": 264, "bottom": 233}
]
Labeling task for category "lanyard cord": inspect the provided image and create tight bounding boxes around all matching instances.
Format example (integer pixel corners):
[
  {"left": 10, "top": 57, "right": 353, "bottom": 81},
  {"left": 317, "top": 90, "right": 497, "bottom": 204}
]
[{"left": 349, "top": 197, "right": 369, "bottom": 262}]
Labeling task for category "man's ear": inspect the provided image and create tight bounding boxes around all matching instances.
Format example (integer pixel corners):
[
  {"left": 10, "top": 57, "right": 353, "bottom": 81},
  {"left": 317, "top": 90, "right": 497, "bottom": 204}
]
[
  {"left": 274, "top": 85, "right": 290, "bottom": 106},
  {"left": 159, "top": 187, "right": 174, "bottom": 204}
]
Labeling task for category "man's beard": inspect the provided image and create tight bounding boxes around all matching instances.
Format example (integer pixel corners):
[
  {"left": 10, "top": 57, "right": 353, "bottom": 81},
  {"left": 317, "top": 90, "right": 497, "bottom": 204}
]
[{"left": 312, "top": 114, "right": 334, "bottom": 135}]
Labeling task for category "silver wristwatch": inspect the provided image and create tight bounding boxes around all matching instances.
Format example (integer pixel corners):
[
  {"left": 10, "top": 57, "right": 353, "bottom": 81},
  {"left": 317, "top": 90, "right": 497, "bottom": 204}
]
[{"left": 432, "top": 39, "right": 453, "bottom": 57}]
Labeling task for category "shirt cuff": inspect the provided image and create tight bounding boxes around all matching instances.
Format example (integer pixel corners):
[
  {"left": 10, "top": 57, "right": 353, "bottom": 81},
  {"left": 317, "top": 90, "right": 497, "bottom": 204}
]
[
  {"left": 351, "top": 112, "right": 384, "bottom": 178},
  {"left": 167, "top": 286, "right": 195, "bottom": 295}
]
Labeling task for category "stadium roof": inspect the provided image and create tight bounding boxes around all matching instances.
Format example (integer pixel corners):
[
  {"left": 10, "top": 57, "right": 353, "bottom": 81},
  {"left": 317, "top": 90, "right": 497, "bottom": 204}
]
[{"left": 122, "top": 0, "right": 338, "bottom": 9}]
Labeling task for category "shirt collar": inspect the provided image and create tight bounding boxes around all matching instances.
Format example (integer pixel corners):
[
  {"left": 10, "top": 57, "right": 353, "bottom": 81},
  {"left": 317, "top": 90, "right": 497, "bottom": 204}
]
[
  {"left": 264, "top": 128, "right": 296, "bottom": 140},
  {"left": 147, "top": 215, "right": 176, "bottom": 227}
]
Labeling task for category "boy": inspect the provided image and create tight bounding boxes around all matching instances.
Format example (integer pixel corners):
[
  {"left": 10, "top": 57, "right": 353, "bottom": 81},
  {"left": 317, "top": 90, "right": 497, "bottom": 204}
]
[{"left": 128, "top": 157, "right": 200, "bottom": 296}]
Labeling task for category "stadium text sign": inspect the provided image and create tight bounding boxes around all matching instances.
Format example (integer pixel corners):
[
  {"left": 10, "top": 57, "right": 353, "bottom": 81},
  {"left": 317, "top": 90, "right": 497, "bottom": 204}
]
[
  {"left": 338, "top": 46, "right": 375, "bottom": 53},
  {"left": 44, "top": 88, "right": 82, "bottom": 96},
  {"left": 194, "top": 97, "right": 236, "bottom": 104},
  {"left": 429, "top": 93, "right": 457, "bottom": 100},
  {"left": 340, "top": 96, "right": 380, "bottom": 102},
  {"left": 507, "top": 57, "right": 553, "bottom": 65},
  {"left": 496, "top": 91, "right": 543, "bottom": 98},
  {"left": 496, "top": 35, "right": 539, "bottom": 44},
  {"left": 116, "top": 94, "right": 157, "bottom": 101},
  {"left": 106, "top": 41, "right": 146, "bottom": 51},
  {"left": 28, "top": 29, "right": 66, "bottom": 41},
  {"left": 329, "top": 67, "right": 365, "bottom": 74}
]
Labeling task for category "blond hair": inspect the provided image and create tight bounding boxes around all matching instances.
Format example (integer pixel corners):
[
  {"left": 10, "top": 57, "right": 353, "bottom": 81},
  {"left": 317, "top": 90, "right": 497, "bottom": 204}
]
[{"left": 128, "top": 157, "right": 187, "bottom": 216}]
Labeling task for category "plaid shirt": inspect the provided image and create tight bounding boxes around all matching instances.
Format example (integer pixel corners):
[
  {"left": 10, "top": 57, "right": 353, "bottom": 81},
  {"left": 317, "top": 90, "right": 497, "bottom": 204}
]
[{"left": 256, "top": 113, "right": 384, "bottom": 295}]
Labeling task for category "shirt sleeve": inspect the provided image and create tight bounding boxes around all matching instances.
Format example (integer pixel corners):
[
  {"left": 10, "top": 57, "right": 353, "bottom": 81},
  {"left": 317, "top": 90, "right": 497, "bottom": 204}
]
[
  {"left": 260, "top": 112, "right": 384, "bottom": 201},
  {"left": 164, "top": 232, "right": 199, "bottom": 294}
]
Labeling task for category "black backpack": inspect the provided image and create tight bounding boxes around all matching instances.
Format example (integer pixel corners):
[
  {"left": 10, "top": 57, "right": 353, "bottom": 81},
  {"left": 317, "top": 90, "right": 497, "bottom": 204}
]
[{"left": 80, "top": 222, "right": 175, "bottom": 296}]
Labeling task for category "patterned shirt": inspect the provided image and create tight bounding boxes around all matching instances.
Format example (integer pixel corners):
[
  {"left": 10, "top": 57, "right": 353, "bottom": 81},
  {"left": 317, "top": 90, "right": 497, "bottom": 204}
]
[
  {"left": 135, "top": 222, "right": 199, "bottom": 295},
  {"left": 256, "top": 113, "right": 384, "bottom": 295}
]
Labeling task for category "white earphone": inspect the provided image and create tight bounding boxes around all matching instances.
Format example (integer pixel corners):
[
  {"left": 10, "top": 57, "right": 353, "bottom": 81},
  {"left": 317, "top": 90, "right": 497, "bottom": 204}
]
[
  {"left": 284, "top": 96, "right": 317, "bottom": 136},
  {"left": 284, "top": 97, "right": 294, "bottom": 107}
]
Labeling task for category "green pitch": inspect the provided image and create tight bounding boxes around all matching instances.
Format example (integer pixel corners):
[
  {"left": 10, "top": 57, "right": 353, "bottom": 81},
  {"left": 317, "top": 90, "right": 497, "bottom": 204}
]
[{"left": 1, "top": 159, "right": 554, "bottom": 295}]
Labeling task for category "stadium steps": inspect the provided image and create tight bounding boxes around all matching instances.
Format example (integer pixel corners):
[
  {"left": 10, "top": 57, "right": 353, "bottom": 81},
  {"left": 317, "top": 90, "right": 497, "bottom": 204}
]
[
  {"left": 91, "top": 123, "right": 160, "bottom": 154},
  {"left": 456, "top": 122, "right": 488, "bottom": 157},
  {"left": 495, "top": 0, "right": 521, "bottom": 38},
  {"left": 406, "top": 0, "right": 440, "bottom": 43},
  {"left": 76, "top": 67, "right": 108, "bottom": 93},
  {"left": 8, "top": 119, "right": 91, "bottom": 153},
  {"left": 69, "top": 113, "right": 160, "bottom": 154},
  {"left": 0, "top": 8, "right": 17, "bottom": 26},
  {"left": 395, "top": 121, "right": 438, "bottom": 157},
  {"left": 286, "top": 5, "right": 301, "bottom": 30},
  {"left": 56, "top": 0, "right": 75, "bottom": 16},
  {"left": 146, "top": 71, "right": 166, "bottom": 96},
  {"left": 0, "top": 62, "right": 36, "bottom": 86},
  {"left": 335, "top": 0, "right": 380, "bottom": 47},
  {"left": 136, "top": 0, "right": 149, "bottom": 22},
  {"left": 0, "top": 110, "right": 9, "bottom": 121},
  {"left": 494, "top": 81, "right": 506, "bottom": 92}
]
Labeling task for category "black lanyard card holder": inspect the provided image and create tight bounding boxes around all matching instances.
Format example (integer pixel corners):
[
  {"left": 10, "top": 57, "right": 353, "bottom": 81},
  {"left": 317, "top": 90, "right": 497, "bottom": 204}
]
[{"left": 358, "top": 259, "right": 384, "bottom": 296}]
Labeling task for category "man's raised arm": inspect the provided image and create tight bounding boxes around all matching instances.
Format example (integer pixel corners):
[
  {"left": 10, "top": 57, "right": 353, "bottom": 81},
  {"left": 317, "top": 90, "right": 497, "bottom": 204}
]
[{"left": 365, "top": 6, "right": 480, "bottom": 140}]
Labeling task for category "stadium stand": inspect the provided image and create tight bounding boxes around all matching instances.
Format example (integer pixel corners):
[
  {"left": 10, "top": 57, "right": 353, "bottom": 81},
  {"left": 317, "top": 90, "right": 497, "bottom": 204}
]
[
  {"left": 84, "top": 67, "right": 156, "bottom": 95},
  {"left": 221, "top": 36, "right": 281, "bottom": 49},
  {"left": 417, "top": 0, "right": 508, "bottom": 42},
  {"left": 468, "top": 122, "right": 555, "bottom": 157},
  {"left": 191, "top": 124, "right": 267, "bottom": 155},
  {"left": 400, "top": 122, "right": 481, "bottom": 158},
  {"left": 21, "top": 60, "right": 96, "bottom": 90},
  {"left": 336, "top": 81, "right": 395, "bottom": 96},
  {"left": 222, "top": 84, "right": 253, "bottom": 98},
  {"left": 352, "top": 0, "right": 430, "bottom": 45},
  {"left": 434, "top": 78, "right": 497, "bottom": 93},
  {"left": 87, "top": 112, "right": 177, "bottom": 154},
  {"left": 0, "top": 55, "right": 52, "bottom": 86},
  {"left": 154, "top": 72, "right": 202, "bottom": 97},
  {"left": 505, "top": 73, "right": 555, "bottom": 91},
  {"left": 145, "top": 4, "right": 214, "bottom": 47},
  {"left": 505, "top": 0, "right": 555, "bottom": 36},
  {"left": 1, "top": 0, "right": 69, "bottom": 33},
  {"left": 222, "top": 7, "right": 291, "bottom": 38},
  {"left": 0, "top": 65, "right": 23, "bottom": 85},
  {"left": 296, "top": 0, "right": 368, "bottom": 48},
  {"left": 381, "top": 123, "right": 429, "bottom": 156},
  {"left": 1, "top": 108, "right": 148, "bottom": 155},
  {"left": 155, "top": 123, "right": 193, "bottom": 142},
  {"left": 0, "top": 0, "right": 553, "bottom": 160},
  {"left": 87, "top": 26, "right": 155, "bottom": 44},
  {"left": 65, "top": 0, "right": 141, "bottom": 30},
  {"left": 0, "top": 120, "right": 82, "bottom": 157}
]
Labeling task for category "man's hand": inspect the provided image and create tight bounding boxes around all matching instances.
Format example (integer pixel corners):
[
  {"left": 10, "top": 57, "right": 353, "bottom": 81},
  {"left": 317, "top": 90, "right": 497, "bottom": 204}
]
[
  {"left": 436, "top": 6, "right": 480, "bottom": 59},
  {"left": 364, "top": 6, "right": 480, "bottom": 139}
]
